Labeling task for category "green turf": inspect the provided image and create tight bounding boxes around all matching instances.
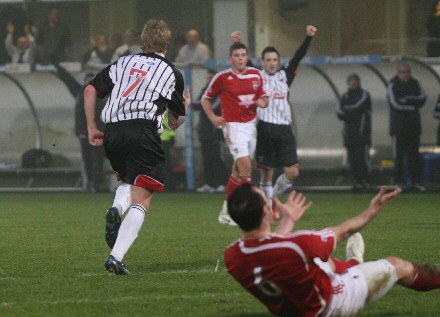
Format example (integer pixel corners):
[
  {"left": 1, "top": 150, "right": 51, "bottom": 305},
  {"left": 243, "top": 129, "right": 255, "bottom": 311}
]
[{"left": 0, "top": 191, "right": 439, "bottom": 316}]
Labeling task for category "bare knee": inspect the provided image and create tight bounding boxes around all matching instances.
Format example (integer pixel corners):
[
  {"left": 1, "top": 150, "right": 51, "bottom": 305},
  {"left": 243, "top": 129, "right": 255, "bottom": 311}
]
[
  {"left": 385, "top": 256, "right": 416, "bottom": 285},
  {"left": 260, "top": 168, "right": 274, "bottom": 183},
  {"left": 285, "top": 166, "right": 299, "bottom": 181}
]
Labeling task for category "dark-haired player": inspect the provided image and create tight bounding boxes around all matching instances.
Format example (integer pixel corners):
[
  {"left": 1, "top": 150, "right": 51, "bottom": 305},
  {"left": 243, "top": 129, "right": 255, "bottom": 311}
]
[
  {"left": 225, "top": 184, "right": 440, "bottom": 316},
  {"left": 233, "top": 25, "right": 317, "bottom": 219},
  {"left": 202, "top": 42, "right": 267, "bottom": 225}
]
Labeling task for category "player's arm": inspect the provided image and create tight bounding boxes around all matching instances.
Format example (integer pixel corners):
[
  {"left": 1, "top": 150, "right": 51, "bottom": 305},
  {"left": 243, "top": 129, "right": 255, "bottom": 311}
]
[
  {"left": 201, "top": 74, "right": 225, "bottom": 128},
  {"left": 329, "top": 187, "right": 401, "bottom": 244},
  {"left": 84, "top": 84, "right": 104, "bottom": 146},
  {"left": 202, "top": 96, "right": 225, "bottom": 128},
  {"left": 84, "top": 64, "right": 114, "bottom": 146},
  {"left": 168, "top": 88, "right": 191, "bottom": 130},
  {"left": 274, "top": 191, "right": 313, "bottom": 234},
  {"left": 285, "top": 25, "right": 317, "bottom": 85},
  {"left": 256, "top": 72, "right": 268, "bottom": 108}
]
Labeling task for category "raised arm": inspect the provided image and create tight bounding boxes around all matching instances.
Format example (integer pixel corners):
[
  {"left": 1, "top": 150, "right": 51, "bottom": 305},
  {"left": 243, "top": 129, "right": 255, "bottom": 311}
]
[
  {"left": 329, "top": 187, "right": 401, "bottom": 244},
  {"left": 274, "top": 191, "right": 313, "bottom": 234},
  {"left": 285, "top": 25, "right": 317, "bottom": 85}
]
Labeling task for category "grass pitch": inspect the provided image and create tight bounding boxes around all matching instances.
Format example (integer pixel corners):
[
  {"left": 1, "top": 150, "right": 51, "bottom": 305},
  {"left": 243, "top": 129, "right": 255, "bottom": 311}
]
[{"left": 0, "top": 191, "right": 439, "bottom": 316}]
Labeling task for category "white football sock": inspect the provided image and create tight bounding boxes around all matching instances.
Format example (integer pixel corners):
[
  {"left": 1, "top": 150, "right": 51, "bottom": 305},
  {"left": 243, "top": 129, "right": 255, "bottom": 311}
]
[
  {"left": 273, "top": 174, "right": 294, "bottom": 197},
  {"left": 260, "top": 181, "right": 273, "bottom": 205},
  {"left": 112, "top": 183, "right": 131, "bottom": 216},
  {"left": 111, "top": 204, "right": 146, "bottom": 261}
]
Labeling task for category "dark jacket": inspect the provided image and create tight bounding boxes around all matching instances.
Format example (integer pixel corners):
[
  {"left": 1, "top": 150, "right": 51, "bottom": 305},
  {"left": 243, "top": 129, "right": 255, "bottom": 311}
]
[
  {"left": 192, "top": 85, "right": 223, "bottom": 142},
  {"left": 337, "top": 88, "right": 372, "bottom": 146},
  {"left": 75, "top": 84, "right": 106, "bottom": 137},
  {"left": 434, "top": 94, "right": 440, "bottom": 120},
  {"left": 387, "top": 76, "right": 426, "bottom": 136}
]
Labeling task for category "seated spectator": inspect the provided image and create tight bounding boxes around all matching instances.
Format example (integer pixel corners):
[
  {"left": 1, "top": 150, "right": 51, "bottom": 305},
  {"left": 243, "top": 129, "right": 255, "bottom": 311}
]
[
  {"left": 111, "top": 28, "right": 142, "bottom": 62},
  {"left": 5, "top": 22, "right": 36, "bottom": 64},
  {"left": 36, "top": 5, "right": 71, "bottom": 63},
  {"left": 110, "top": 32, "right": 123, "bottom": 56},
  {"left": 82, "top": 33, "right": 112, "bottom": 66},
  {"left": 175, "top": 29, "right": 210, "bottom": 65}
]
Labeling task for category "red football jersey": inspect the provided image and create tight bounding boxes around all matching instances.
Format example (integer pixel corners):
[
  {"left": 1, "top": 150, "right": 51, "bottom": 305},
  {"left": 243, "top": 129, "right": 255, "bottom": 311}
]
[
  {"left": 225, "top": 229, "right": 336, "bottom": 317},
  {"left": 203, "top": 67, "right": 266, "bottom": 123}
]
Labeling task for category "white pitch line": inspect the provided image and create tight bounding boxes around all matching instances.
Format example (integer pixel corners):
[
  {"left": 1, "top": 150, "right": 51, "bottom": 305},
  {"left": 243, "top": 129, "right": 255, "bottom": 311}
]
[
  {"left": 76, "top": 268, "right": 222, "bottom": 278},
  {"left": 0, "top": 268, "right": 225, "bottom": 281},
  {"left": 0, "top": 292, "right": 243, "bottom": 307}
]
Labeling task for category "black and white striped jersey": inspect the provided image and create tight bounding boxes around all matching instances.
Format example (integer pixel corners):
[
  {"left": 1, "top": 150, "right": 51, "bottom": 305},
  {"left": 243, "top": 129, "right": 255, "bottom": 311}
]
[
  {"left": 258, "top": 69, "right": 293, "bottom": 125},
  {"left": 257, "top": 36, "right": 312, "bottom": 125},
  {"left": 89, "top": 52, "right": 185, "bottom": 135}
]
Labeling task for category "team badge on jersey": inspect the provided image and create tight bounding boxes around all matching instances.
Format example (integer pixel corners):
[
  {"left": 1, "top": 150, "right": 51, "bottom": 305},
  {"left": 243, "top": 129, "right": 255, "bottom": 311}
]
[{"left": 252, "top": 81, "right": 260, "bottom": 90}]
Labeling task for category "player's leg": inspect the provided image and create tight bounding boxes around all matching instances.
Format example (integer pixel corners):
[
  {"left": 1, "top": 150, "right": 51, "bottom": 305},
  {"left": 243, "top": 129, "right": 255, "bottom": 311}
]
[
  {"left": 259, "top": 167, "right": 274, "bottom": 204},
  {"left": 331, "top": 232, "right": 365, "bottom": 274},
  {"left": 106, "top": 186, "right": 154, "bottom": 275},
  {"left": 273, "top": 164, "right": 299, "bottom": 197},
  {"left": 105, "top": 181, "right": 131, "bottom": 248},
  {"left": 220, "top": 122, "right": 255, "bottom": 225},
  {"left": 105, "top": 120, "right": 165, "bottom": 274},
  {"left": 103, "top": 126, "right": 130, "bottom": 249},
  {"left": 386, "top": 256, "right": 440, "bottom": 291},
  {"left": 273, "top": 127, "right": 299, "bottom": 197}
]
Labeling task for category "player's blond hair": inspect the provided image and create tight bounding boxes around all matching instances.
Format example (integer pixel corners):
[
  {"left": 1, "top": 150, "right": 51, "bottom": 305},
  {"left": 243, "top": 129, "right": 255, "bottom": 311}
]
[{"left": 141, "top": 19, "right": 172, "bottom": 54}]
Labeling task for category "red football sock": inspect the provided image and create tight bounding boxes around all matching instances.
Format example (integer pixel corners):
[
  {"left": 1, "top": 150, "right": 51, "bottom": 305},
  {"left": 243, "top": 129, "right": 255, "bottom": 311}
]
[
  {"left": 332, "top": 258, "right": 359, "bottom": 274},
  {"left": 226, "top": 176, "right": 253, "bottom": 201},
  {"left": 226, "top": 176, "right": 241, "bottom": 201},
  {"left": 239, "top": 176, "right": 252, "bottom": 185},
  {"left": 408, "top": 264, "right": 440, "bottom": 291}
]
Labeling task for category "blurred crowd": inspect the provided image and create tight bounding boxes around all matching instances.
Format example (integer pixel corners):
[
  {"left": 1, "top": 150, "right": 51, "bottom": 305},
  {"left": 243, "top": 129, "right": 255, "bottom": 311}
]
[{"left": 0, "top": 5, "right": 211, "bottom": 67}]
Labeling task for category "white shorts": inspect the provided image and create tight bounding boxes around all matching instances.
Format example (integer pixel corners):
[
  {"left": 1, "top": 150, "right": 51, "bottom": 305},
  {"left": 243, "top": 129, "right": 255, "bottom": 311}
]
[
  {"left": 325, "top": 259, "right": 398, "bottom": 317},
  {"left": 223, "top": 120, "right": 256, "bottom": 160}
]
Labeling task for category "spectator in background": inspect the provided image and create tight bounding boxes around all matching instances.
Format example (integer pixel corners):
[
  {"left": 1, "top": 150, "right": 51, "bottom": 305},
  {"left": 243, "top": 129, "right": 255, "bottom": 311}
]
[
  {"left": 5, "top": 22, "right": 36, "bottom": 64},
  {"left": 111, "top": 28, "right": 142, "bottom": 62},
  {"left": 110, "top": 32, "right": 123, "bottom": 56},
  {"left": 387, "top": 62, "right": 427, "bottom": 192},
  {"left": 434, "top": 94, "right": 440, "bottom": 145},
  {"left": 426, "top": 0, "right": 440, "bottom": 57},
  {"left": 337, "top": 73, "right": 372, "bottom": 191},
  {"left": 36, "top": 5, "right": 71, "bottom": 63},
  {"left": 167, "top": 34, "right": 186, "bottom": 63},
  {"left": 193, "top": 69, "right": 228, "bottom": 193},
  {"left": 82, "top": 33, "right": 112, "bottom": 66},
  {"left": 75, "top": 72, "right": 107, "bottom": 193},
  {"left": 175, "top": 29, "right": 210, "bottom": 65}
]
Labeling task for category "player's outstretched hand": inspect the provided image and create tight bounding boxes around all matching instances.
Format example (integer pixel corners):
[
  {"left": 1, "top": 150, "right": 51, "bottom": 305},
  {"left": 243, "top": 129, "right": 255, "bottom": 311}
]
[
  {"left": 88, "top": 128, "right": 104, "bottom": 146},
  {"left": 183, "top": 88, "right": 191, "bottom": 113},
  {"left": 368, "top": 186, "right": 401, "bottom": 215},
  {"left": 274, "top": 191, "right": 313, "bottom": 225},
  {"left": 306, "top": 25, "right": 317, "bottom": 37}
]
